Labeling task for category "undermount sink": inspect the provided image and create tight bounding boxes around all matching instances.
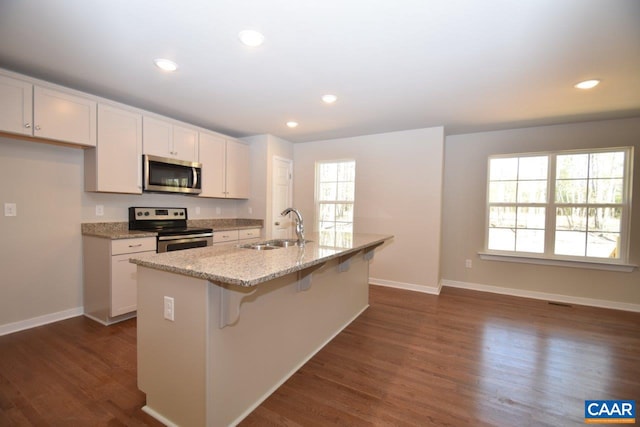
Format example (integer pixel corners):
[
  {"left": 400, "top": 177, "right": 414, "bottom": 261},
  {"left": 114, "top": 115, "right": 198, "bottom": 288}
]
[{"left": 239, "top": 239, "right": 312, "bottom": 250}]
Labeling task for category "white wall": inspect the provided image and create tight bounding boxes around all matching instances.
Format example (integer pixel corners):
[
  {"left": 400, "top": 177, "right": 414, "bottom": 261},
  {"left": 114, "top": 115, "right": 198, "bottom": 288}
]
[
  {"left": 0, "top": 136, "right": 240, "bottom": 330},
  {"left": 441, "top": 117, "right": 640, "bottom": 306},
  {"left": 294, "top": 127, "right": 445, "bottom": 292},
  {"left": 239, "top": 134, "right": 294, "bottom": 240}
]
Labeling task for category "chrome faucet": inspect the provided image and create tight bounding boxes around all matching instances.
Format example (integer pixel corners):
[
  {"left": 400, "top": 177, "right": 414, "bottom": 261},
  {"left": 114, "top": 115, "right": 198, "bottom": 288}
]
[{"left": 281, "top": 207, "right": 305, "bottom": 244}]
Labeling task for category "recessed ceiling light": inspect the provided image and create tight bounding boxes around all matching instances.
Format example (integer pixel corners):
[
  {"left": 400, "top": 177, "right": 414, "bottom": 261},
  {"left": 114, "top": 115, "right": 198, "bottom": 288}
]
[
  {"left": 574, "top": 79, "right": 600, "bottom": 89},
  {"left": 286, "top": 121, "right": 298, "bottom": 128},
  {"left": 322, "top": 94, "right": 338, "bottom": 104},
  {"left": 154, "top": 58, "right": 178, "bottom": 72},
  {"left": 238, "top": 30, "right": 265, "bottom": 47}
]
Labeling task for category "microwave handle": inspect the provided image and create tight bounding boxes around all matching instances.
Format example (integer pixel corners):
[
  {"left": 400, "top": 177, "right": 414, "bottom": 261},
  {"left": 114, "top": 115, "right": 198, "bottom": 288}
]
[{"left": 193, "top": 167, "right": 198, "bottom": 189}]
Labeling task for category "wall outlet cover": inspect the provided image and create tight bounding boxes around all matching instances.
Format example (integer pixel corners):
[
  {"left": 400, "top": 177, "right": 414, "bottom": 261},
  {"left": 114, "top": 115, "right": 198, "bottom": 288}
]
[{"left": 4, "top": 203, "right": 17, "bottom": 217}]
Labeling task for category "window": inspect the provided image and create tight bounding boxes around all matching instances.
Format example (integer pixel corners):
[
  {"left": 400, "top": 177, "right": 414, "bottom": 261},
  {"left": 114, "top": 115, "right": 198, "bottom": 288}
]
[
  {"left": 485, "top": 147, "right": 633, "bottom": 265},
  {"left": 315, "top": 160, "right": 356, "bottom": 247}
]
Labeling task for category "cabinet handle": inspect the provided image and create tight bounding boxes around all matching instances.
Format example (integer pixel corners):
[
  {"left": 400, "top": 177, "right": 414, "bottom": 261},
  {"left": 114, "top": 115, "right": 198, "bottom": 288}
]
[
  {"left": 128, "top": 243, "right": 143, "bottom": 248},
  {"left": 275, "top": 222, "right": 280, "bottom": 226},
  {"left": 24, "top": 123, "right": 31, "bottom": 129},
  {"left": 35, "top": 125, "right": 41, "bottom": 131}
]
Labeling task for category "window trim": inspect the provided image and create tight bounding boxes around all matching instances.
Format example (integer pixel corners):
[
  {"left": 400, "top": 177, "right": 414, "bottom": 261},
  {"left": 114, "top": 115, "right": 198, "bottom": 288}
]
[
  {"left": 314, "top": 159, "right": 356, "bottom": 239},
  {"left": 483, "top": 146, "right": 634, "bottom": 268}
]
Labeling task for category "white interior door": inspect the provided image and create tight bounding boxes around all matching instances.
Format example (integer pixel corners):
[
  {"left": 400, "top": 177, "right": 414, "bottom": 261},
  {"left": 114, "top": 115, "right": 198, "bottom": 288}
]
[{"left": 271, "top": 157, "right": 293, "bottom": 239}]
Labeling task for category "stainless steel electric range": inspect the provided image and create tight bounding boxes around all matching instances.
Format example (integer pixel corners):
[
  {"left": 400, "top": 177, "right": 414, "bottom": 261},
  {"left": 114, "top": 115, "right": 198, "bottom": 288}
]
[{"left": 128, "top": 207, "right": 213, "bottom": 252}]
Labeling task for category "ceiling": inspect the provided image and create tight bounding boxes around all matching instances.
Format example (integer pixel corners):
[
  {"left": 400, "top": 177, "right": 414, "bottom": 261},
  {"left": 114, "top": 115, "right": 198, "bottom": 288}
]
[{"left": 0, "top": 0, "right": 638, "bottom": 143}]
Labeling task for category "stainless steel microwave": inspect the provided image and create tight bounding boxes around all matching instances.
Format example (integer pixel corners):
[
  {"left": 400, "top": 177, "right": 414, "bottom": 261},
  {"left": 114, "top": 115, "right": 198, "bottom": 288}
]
[{"left": 143, "top": 155, "right": 202, "bottom": 194}]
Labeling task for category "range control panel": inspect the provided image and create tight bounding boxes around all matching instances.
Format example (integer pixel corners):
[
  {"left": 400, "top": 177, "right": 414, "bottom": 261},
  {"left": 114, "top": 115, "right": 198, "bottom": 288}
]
[{"left": 130, "top": 207, "right": 187, "bottom": 220}]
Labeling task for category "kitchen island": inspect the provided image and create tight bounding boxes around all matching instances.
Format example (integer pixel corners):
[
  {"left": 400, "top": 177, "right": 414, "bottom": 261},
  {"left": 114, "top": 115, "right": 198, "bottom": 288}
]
[{"left": 129, "top": 232, "right": 392, "bottom": 426}]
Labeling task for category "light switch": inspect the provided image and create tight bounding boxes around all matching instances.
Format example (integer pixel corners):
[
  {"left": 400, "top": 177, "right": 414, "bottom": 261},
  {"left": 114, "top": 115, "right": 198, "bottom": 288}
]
[
  {"left": 4, "top": 203, "right": 17, "bottom": 217},
  {"left": 96, "top": 205, "right": 104, "bottom": 216}
]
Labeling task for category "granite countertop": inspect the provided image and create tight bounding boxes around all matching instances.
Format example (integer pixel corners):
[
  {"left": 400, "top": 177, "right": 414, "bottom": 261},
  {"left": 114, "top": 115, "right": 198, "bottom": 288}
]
[
  {"left": 129, "top": 232, "right": 393, "bottom": 287},
  {"left": 81, "top": 219, "right": 264, "bottom": 240}
]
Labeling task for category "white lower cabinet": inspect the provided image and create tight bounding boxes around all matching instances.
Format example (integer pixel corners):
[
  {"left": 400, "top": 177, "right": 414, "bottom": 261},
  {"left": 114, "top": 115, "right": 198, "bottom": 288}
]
[
  {"left": 213, "top": 228, "right": 262, "bottom": 245},
  {"left": 83, "top": 236, "right": 156, "bottom": 324}
]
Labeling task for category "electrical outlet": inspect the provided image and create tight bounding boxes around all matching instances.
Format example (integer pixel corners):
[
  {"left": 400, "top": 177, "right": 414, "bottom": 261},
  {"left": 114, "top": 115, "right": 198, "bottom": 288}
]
[
  {"left": 4, "top": 203, "right": 17, "bottom": 217},
  {"left": 465, "top": 259, "right": 472, "bottom": 268},
  {"left": 248, "top": 207, "right": 253, "bottom": 214},
  {"left": 164, "top": 296, "right": 175, "bottom": 321},
  {"left": 195, "top": 206, "right": 201, "bottom": 215},
  {"left": 215, "top": 207, "right": 221, "bottom": 215},
  {"left": 96, "top": 205, "right": 104, "bottom": 216}
]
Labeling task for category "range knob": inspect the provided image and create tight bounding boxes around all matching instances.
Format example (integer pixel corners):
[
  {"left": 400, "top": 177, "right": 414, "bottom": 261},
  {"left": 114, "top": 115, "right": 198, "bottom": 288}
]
[
  {"left": 174, "top": 212, "right": 179, "bottom": 216},
  {"left": 144, "top": 211, "right": 150, "bottom": 216},
  {"left": 179, "top": 212, "right": 184, "bottom": 216},
  {"left": 137, "top": 212, "right": 143, "bottom": 216}
]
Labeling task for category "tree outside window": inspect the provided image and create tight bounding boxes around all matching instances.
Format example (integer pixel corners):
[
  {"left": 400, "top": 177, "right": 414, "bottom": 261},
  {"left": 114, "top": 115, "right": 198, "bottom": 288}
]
[
  {"left": 316, "top": 160, "right": 356, "bottom": 247},
  {"left": 486, "top": 148, "right": 632, "bottom": 262}
]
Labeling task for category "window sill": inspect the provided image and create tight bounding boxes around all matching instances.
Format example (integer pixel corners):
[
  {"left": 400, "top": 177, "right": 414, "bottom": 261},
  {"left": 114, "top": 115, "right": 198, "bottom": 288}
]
[{"left": 478, "top": 252, "right": 637, "bottom": 273}]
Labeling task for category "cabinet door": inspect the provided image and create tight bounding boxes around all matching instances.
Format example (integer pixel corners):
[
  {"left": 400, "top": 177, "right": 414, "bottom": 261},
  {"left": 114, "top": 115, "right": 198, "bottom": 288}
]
[
  {"left": 143, "top": 116, "right": 172, "bottom": 158},
  {"left": 198, "top": 131, "right": 226, "bottom": 198},
  {"left": 94, "top": 104, "right": 142, "bottom": 194},
  {"left": 33, "top": 86, "right": 97, "bottom": 146},
  {"left": 173, "top": 125, "right": 198, "bottom": 162},
  {"left": 226, "top": 139, "right": 250, "bottom": 199},
  {"left": 111, "top": 253, "right": 139, "bottom": 317},
  {"left": 0, "top": 74, "right": 33, "bottom": 136}
]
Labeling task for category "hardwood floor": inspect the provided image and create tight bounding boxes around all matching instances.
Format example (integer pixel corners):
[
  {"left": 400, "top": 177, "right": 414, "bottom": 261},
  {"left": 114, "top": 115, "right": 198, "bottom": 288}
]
[{"left": 1, "top": 286, "right": 638, "bottom": 426}]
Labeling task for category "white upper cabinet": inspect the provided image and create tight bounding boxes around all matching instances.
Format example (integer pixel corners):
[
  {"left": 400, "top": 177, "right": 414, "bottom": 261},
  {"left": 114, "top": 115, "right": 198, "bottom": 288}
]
[
  {"left": 199, "top": 131, "right": 227, "bottom": 198},
  {"left": 33, "top": 86, "right": 97, "bottom": 146},
  {"left": 199, "top": 132, "right": 250, "bottom": 199},
  {"left": 0, "top": 73, "right": 96, "bottom": 146},
  {"left": 0, "top": 74, "right": 33, "bottom": 136},
  {"left": 226, "top": 139, "right": 250, "bottom": 199},
  {"left": 143, "top": 116, "right": 198, "bottom": 162},
  {"left": 85, "top": 104, "right": 142, "bottom": 194}
]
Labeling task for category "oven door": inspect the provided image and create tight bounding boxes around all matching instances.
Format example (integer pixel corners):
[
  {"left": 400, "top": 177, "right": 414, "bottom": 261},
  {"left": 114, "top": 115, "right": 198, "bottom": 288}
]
[
  {"left": 144, "top": 155, "right": 202, "bottom": 194},
  {"left": 157, "top": 234, "right": 213, "bottom": 253}
]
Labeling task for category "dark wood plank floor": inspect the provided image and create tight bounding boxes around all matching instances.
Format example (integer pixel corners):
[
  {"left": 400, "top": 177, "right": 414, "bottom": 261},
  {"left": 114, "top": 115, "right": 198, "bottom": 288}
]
[{"left": 1, "top": 286, "right": 638, "bottom": 426}]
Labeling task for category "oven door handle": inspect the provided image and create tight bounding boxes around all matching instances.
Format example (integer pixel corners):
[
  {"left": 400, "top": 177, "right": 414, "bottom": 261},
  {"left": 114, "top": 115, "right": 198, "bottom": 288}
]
[{"left": 158, "top": 232, "right": 213, "bottom": 241}]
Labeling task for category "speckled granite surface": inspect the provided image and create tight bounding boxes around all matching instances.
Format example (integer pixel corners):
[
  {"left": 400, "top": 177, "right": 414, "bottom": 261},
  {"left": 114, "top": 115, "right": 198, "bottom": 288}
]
[
  {"left": 129, "top": 232, "right": 392, "bottom": 287},
  {"left": 81, "top": 218, "right": 263, "bottom": 239}
]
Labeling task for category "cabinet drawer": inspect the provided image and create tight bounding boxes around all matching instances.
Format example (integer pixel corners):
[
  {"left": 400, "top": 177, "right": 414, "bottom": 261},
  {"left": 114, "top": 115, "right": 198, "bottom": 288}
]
[
  {"left": 111, "top": 237, "right": 156, "bottom": 255},
  {"left": 239, "top": 228, "right": 261, "bottom": 240},
  {"left": 213, "top": 230, "right": 239, "bottom": 243}
]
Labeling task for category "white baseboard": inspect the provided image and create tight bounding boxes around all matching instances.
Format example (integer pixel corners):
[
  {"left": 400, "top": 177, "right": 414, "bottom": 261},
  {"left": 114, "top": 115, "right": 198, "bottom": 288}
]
[
  {"left": 441, "top": 279, "right": 640, "bottom": 313},
  {"left": 0, "top": 307, "right": 84, "bottom": 336},
  {"left": 369, "top": 278, "right": 441, "bottom": 295}
]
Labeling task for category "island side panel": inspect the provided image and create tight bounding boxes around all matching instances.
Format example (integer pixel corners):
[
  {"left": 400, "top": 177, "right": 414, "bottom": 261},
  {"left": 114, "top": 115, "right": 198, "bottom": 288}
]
[
  {"left": 137, "top": 266, "right": 209, "bottom": 427},
  {"left": 207, "top": 253, "right": 371, "bottom": 426}
]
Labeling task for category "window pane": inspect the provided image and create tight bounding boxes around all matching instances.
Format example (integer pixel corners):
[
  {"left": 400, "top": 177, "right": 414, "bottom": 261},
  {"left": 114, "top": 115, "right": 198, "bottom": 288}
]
[
  {"left": 319, "top": 163, "right": 337, "bottom": 182},
  {"left": 516, "top": 207, "right": 545, "bottom": 229},
  {"left": 335, "top": 204, "right": 353, "bottom": 222},
  {"left": 488, "top": 228, "right": 515, "bottom": 251},
  {"left": 490, "top": 206, "right": 516, "bottom": 228},
  {"left": 555, "top": 231, "right": 586, "bottom": 256},
  {"left": 586, "top": 232, "right": 620, "bottom": 258},
  {"left": 587, "top": 178, "right": 623, "bottom": 204},
  {"left": 319, "top": 230, "right": 335, "bottom": 246},
  {"left": 318, "top": 183, "right": 336, "bottom": 201},
  {"left": 490, "top": 158, "right": 518, "bottom": 181},
  {"left": 337, "top": 182, "right": 355, "bottom": 201},
  {"left": 318, "top": 203, "right": 335, "bottom": 222},
  {"left": 555, "top": 179, "right": 587, "bottom": 203},
  {"left": 515, "top": 229, "right": 544, "bottom": 253},
  {"left": 556, "top": 207, "right": 587, "bottom": 231},
  {"left": 337, "top": 162, "right": 355, "bottom": 181},
  {"left": 517, "top": 180, "right": 547, "bottom": 203},
  {"left": 590, "top": 152, "right": 625, "bottom": 178},
  {"left": 518, "top": 156, "right": 548, "bottom": 180},
  {"left": 557, "top": 154, "right": 588, "bottom": 179},
  {"left": 489, "top": 181, "right": 517, "bottom": 203},
  {"left": 588, "top": 207, "right": 621, "bottom": 232}
]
